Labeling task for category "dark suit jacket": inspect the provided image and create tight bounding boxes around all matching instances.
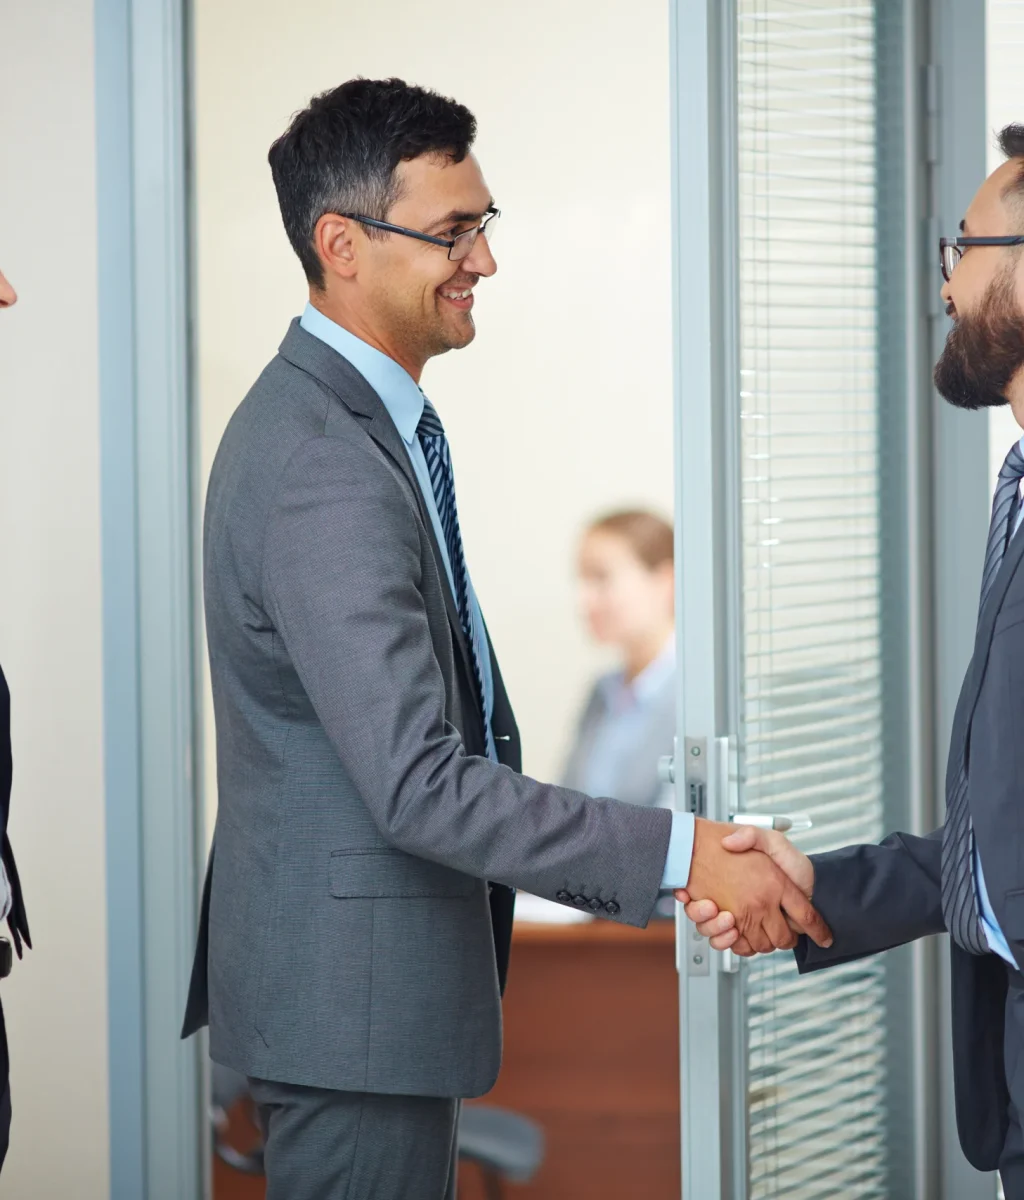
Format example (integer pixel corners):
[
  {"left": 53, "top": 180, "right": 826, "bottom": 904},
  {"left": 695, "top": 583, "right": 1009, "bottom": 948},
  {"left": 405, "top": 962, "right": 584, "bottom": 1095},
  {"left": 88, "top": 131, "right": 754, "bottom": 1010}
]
[
  {"left": 795, "top": 525, "right": 1024, "bottom": 1171},
  {"left": 0, "top": 665, "right": 32, "bottom": 1089}
]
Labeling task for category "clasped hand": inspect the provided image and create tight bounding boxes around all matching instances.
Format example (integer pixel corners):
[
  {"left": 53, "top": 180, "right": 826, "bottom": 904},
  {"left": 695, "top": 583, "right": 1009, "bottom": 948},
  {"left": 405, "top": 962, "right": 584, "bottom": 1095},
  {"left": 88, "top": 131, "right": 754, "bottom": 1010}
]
[{"left": 673, "top": 820, "right": 832, "bottom": 956}]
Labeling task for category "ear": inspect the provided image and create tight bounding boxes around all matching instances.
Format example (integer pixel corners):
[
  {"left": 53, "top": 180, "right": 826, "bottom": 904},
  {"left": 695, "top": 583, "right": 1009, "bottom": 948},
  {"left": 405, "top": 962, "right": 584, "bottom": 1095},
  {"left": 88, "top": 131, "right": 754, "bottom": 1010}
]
[{"left": 313, "top": 213, "right": 360, "bottom": 282}]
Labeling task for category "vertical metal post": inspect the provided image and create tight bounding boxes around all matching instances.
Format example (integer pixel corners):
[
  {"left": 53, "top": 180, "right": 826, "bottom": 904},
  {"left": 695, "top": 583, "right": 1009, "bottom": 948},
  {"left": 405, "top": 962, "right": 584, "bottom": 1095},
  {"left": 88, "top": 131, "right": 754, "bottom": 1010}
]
[
  {"left": 96, "top": 0, "right": 203, "bottom": 1194},
  {"left": 670, "top": 1, "right": 742, "bottom": 1196},
  {"left": 930, "top": 1, "right": 998, "bottom": 1197}
]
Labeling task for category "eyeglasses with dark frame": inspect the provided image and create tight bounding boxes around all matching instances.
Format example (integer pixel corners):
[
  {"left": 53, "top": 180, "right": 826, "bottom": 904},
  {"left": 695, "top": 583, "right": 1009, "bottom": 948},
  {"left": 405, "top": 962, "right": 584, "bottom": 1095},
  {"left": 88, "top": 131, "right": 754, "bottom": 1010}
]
[
  {"left": 940, "top": 234, "right": 1024, "bottom": 282},
  {"left": 340, "top": 206, "right": 500, "bottom": 262}
]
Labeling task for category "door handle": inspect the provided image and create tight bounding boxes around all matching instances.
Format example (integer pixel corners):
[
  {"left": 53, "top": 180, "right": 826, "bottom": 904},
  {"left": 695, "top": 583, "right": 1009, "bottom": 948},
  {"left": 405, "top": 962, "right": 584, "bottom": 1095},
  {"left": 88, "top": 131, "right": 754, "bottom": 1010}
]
[{"left": 730, "top": 812, "right": 812, "bottom": 833}]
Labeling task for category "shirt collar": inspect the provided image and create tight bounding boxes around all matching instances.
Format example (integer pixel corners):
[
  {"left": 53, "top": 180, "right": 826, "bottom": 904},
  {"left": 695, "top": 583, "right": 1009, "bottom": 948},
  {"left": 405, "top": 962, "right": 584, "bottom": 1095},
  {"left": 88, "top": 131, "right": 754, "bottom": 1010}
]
[{"left": 299, "top": 302, "right": 424, "bottom": 445}]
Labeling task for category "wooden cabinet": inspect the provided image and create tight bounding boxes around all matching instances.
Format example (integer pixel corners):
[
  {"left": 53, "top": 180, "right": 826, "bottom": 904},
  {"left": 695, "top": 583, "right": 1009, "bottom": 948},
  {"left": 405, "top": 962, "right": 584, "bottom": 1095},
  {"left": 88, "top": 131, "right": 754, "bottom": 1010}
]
[{"left": 458, "top": 919, "right": 680, "bottom": 1200}]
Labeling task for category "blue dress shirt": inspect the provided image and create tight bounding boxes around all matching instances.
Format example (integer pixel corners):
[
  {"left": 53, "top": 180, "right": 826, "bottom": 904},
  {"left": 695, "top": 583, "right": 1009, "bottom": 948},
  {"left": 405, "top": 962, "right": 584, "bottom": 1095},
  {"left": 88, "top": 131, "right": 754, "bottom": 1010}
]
[
  {"left": 973, "top": 432, "right": 1024, "bottom": 966},
  {"left": 299, "top": 303, "right": 693, "bottom": 890}
]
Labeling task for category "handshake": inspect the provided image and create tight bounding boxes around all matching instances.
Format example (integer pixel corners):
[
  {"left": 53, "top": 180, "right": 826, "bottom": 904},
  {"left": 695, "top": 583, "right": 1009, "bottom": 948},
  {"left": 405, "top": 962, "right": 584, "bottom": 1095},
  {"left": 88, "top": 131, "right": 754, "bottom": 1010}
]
[{"left": 674, "top": 818, "right": 833, "bottom": 955}]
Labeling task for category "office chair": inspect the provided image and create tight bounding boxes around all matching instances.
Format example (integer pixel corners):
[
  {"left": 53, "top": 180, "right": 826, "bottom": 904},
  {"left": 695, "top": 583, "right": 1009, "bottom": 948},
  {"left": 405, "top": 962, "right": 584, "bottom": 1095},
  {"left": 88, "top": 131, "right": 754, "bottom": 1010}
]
[
  {"left": 210, "top": 1064, "right": 545, "bottom": 1195},
  {"left": 210, "top": 1063, "right": 265, "bottom": 1175},
  {"left": 457, "top": 1105, "right": 544, "bottom": 1200}
]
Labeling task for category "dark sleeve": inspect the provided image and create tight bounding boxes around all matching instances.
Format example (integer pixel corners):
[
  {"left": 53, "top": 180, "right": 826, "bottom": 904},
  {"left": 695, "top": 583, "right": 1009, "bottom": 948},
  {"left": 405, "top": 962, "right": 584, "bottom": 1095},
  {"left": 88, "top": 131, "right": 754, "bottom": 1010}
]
[
  {"left": 0, "top": 666, "right": 29, "bottom": 955},
  {"left": 0, "top": 665, "right": 10, "bottom": 835},
  {"left": 794, "top": 828, "right": 945, "bottom": 973}
]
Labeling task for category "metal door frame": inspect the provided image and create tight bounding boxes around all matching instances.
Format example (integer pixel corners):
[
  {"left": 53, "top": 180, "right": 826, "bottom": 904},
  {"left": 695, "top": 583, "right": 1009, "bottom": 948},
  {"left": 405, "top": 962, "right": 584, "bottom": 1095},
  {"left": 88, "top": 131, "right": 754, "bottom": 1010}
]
[
  {"left": 669, "top": 3, "right": 744, "bottom": 1196},
  {"left": 668, "top": 1, "right": 947, "bottom": 1195},
  {"left": 929, "top": 1, "right": 998, "bottom": 1196},
  {"left": 95, "top": 0, "right": 206, "bottom": 1196}
]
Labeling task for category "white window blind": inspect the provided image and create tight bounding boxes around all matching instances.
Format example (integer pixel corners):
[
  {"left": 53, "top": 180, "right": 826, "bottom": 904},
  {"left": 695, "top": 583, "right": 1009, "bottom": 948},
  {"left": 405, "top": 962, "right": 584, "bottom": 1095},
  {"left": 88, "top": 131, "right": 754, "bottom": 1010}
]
[{"left": 736, "top": 3, "right": 891, "bottom": 1197}]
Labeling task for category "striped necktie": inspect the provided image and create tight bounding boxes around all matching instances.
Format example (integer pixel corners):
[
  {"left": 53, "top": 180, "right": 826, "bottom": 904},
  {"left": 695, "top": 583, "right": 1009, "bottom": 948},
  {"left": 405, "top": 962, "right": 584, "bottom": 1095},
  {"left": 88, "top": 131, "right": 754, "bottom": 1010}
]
[
  {"left": 941, "top": 440, "right": 1024, "bottom": 955},
  {"left": 416, "top": 396, "right": 493, "bottom": 748}
]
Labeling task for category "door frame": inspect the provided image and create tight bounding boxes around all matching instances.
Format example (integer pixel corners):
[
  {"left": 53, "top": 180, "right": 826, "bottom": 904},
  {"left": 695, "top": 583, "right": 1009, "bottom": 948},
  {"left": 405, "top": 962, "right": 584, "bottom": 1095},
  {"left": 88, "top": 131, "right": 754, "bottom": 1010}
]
[
  {"left": 95, "top": 0, "right": 206, "bottom": 1197},
  {"left": 669, "top": 2, "right": 743, "bottom": 1196},
  {"left": 666, "top": 0, "right": 979, "bottom": 1195},
  {"left": 929, "top": 2, "right": 997, "bottom": 1197}
]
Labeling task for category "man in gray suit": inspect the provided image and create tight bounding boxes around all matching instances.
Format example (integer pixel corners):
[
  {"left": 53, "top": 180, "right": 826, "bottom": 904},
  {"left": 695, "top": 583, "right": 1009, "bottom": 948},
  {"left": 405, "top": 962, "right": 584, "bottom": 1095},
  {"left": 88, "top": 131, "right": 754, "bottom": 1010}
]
[
  {"left": 182, "top": 78, "right": 830, "bottom": 1200},
  {"left": 683, "top": 125, "right": 1024, "bottom": 1198}
]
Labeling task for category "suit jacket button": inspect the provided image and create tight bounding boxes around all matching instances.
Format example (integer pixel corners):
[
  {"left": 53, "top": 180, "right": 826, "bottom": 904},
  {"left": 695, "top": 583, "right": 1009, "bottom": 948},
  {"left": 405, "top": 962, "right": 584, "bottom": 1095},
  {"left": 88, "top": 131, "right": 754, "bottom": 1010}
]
[
  {"left": 605, "top": 900, "right": 621, "bottom": 916},
  {"left": 587, "top": 898, "right": 602, "bottom": 912},
  {"left": 573, "top": 894, "right": 588, "bottom": 907},
  {"left": 556, "top": 890, "right": 571, "bottom": 903}
]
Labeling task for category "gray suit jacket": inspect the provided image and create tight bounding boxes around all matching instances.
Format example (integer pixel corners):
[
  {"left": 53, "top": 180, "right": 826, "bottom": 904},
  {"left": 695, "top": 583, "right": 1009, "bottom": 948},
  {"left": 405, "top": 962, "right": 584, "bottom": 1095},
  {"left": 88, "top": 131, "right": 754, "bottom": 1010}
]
[
  {"left": 182, "top": 320, "right": 672, "bottom": 1098},
  {"left": 794, "top": 522, "right": 1024, "bottom": 1171}
]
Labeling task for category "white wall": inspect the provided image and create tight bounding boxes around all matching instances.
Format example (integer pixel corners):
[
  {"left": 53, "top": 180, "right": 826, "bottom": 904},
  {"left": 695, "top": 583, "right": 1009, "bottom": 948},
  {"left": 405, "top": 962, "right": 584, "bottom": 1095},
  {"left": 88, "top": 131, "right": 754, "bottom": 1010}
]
[
  {"left": 987, "top": 0, "right": 1024, "bottom": 479},
  {"left": 193, "top": 0, "right": 675, "bottom": 830},
  {"left": 0, "top": 3, "right": 111, "bottom": 1196}
]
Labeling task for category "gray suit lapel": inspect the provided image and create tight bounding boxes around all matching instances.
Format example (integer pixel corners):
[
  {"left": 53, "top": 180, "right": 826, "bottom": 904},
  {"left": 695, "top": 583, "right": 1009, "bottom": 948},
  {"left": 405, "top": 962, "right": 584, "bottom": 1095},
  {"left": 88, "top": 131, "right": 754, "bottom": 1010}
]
[{"left": 277, "top": 320, "right": 477, "bottom": 681}]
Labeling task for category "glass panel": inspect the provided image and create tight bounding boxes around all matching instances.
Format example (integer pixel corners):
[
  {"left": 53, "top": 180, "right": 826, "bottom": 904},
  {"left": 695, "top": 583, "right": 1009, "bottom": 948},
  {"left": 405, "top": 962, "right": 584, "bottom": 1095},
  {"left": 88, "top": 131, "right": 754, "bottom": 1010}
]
[{"left": 735, "top": 3, "right": 904, "bottom": 1196}]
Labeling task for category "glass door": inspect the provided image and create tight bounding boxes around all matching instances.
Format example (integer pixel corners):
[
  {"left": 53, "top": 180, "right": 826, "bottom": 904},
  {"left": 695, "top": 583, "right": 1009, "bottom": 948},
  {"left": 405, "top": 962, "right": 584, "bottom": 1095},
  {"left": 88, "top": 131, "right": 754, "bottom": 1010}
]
[{"left": 671, "top": 1, "right": 925, "bottom": 1196}]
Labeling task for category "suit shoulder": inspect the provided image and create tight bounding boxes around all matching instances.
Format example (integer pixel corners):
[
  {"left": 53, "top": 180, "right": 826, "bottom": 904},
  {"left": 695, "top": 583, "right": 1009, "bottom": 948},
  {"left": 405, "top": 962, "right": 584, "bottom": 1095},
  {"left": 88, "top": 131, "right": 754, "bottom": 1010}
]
[
  {"left": 217, "top": 353, "right": 332, "bottom": 455},
  {"left": 208, "top": 354, "right": 370, "bottom": 496}
]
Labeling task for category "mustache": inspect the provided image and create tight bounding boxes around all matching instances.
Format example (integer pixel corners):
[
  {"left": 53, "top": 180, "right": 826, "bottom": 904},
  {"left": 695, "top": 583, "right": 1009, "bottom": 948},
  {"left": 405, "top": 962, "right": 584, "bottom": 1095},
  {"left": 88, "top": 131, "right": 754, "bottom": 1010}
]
[{"left": 442, "top": 273, "right": 480, "bottom": 289}]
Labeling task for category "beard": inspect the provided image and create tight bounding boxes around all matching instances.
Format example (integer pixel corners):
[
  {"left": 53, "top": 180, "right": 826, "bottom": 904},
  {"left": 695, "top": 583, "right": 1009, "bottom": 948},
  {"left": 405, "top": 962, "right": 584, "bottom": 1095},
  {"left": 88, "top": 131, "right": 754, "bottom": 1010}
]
[{"left": 933, "top": 268, "right": 1024, "bottom": 410}]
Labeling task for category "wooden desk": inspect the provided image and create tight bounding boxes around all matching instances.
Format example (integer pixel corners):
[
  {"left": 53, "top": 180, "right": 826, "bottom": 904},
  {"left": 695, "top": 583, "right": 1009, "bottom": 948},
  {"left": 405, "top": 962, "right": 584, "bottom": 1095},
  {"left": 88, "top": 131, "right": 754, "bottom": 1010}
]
[{"left": 458, "top": 918, "right": 680, "bottom": 1200}]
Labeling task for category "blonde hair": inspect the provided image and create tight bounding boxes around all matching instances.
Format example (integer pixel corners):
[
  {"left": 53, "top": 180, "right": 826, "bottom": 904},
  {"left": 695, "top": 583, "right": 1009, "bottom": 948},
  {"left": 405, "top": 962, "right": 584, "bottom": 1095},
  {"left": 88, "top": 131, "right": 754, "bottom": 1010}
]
[{"left": 587, "top": 509, "right": 674, "bottom": 571}]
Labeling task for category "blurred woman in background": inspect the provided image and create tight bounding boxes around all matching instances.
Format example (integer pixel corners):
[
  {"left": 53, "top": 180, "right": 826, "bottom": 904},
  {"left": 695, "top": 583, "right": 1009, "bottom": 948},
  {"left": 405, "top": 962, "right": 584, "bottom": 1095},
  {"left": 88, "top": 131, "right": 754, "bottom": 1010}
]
[{"left": 562, "top": 509, "right": 675, "bottom": 811}]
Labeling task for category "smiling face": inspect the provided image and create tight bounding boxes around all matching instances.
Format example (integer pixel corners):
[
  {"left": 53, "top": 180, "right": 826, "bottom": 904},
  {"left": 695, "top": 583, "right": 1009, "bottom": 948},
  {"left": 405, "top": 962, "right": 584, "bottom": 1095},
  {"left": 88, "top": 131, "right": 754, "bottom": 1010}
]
[
  {"left": 935, "top": 158, "right": 1024, "bottom": 419},
  {"left": 314, "top": 152, "right": 497, "bottom": 379},
  {"left": 0, "top": 268, "right": 16, "bottom": 308}
]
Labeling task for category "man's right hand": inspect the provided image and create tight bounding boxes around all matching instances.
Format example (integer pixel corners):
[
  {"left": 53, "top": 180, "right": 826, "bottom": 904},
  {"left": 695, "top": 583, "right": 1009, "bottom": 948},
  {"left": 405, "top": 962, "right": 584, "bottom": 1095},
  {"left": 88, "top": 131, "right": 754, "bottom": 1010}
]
[{"left": 674, "top": 818, "right": 832, "bottom": 955}]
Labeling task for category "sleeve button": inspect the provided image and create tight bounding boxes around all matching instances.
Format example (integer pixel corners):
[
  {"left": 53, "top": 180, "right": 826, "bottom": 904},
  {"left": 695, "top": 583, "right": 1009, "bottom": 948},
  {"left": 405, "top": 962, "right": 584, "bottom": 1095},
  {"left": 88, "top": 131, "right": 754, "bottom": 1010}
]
[
  {"left": 605, "top": 900, "right": 621, "bottom": 916},
  {"left": 587, "top": 898, "right": 602, "bottom": 912},
  {"left": 573, "top": 894, "right": 588, "bottom": 907},
  {"left": 555, "top": 890, "right": 571, "bottom": 903}
]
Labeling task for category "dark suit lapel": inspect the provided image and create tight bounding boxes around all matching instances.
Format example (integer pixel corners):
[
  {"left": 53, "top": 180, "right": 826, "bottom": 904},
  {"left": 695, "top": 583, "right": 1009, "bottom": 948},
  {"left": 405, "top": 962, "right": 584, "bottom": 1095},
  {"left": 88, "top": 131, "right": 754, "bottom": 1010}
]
[
  {"left": 277, "top": 320, "right": 477, "bottom": 683},
  {"left": 959, "top": 521, "right": 1024, "bottom": 743}
]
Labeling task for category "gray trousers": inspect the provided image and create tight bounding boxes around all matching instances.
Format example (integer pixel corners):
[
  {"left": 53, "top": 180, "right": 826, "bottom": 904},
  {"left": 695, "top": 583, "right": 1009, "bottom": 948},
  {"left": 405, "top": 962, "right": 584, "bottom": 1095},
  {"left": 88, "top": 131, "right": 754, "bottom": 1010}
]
[
  {"left": 1000, "top": 968, "right": 1024, "bottom": 1199},
  {"left": 248, "top": 1077, "right": 459, "bottom": 1200}
]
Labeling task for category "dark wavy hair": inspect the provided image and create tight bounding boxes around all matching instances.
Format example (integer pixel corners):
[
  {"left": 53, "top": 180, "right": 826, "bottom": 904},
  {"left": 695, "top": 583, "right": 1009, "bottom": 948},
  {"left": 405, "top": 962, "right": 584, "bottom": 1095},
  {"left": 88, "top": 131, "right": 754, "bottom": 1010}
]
[
  {"left": 268, "top": 78, "right": 477, "bottom": 288},
  {"left": 998, "top": 123, "right": 1024, "bottom": 216}
]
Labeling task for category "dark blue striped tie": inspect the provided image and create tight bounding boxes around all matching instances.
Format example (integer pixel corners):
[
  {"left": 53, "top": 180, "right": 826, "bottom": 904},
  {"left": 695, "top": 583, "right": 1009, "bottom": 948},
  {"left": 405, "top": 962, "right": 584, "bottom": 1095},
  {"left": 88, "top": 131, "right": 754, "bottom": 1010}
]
[
  {"left": 417, "top": 396, "right": 491, "bottom": 741},
  {"left": 942, "top": 440, "right": 1024, "bottom": 954}
]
